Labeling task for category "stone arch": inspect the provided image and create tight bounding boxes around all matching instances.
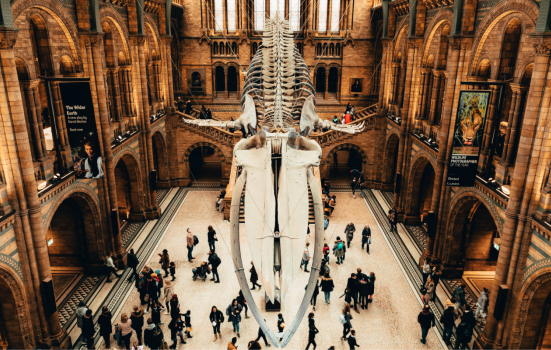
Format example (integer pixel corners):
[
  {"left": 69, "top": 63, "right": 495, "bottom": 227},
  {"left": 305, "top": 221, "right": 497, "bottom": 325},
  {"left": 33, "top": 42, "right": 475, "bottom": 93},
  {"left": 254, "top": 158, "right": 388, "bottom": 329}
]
[
  {"left": 152, "top": 131, "right": 168, "bottom": 185},
  {"left": 144, "top": 17, "right": 161, "bottom": 58},
  {"left": 468, "top": 0, "right": 538, "bottom": 76},
  {"left": 405, "top": 154, "right": 436, "bottom": 221},
  {"left": 382, "top": 132, "right": 400, "bottom": 185},
  {"left": 183, "top": 142, "right": 228, "bottom": 183},
  {"left": 114, "top": 151, "right": 145, "bottom": 220},
  {"left": 0, "top": 264, "right": 34, "bottom": 349},
  {"left": 60, "top": 54, "right": 74, "bottom": 74},
  {"left": 393, "top": 24, "right": 408, "bottom": 60},
  {"left": 15, "top": 58, "right": 31, "bottom": 81},
  {"left": 422, "top": 11, "right": 453, "bottom": 65},
  {"left": 43, "top": 189, "right": 106, "bottom": 270},
  {"left": 443, "top": 191, "right": 501, "bottom": 267},
  {"left": 99, "top": 6, "right": 131, "bottom": 63},
  {"left": 324, "top": 143, "right": 368, "bottom": 172},
  {"left": 478, "top": 58, "right": 492, "bottom": 78},
  {"left": 521, "top": 61, "right": 534, "bottom": 84},
  {"left": 14, "top": 0, "right": 82, "bottom": 70}
]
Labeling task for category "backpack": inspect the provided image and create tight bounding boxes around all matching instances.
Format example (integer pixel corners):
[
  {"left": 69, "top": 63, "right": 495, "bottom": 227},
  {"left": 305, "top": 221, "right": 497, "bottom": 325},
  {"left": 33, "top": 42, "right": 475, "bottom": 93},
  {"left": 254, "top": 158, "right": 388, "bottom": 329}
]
[
  {"left": 338, "top": 242, "right": 343, "bottom": 250},
  {"left": 193, "top": 235, "right": 199, "bottom": 246},
  {"left": 212, "top": 256, "right": 221, "bottom": 267},
  {"left": 152, "top": 325, "right": 164, "bottom": 344},
  {"left": 339, "top": 314, "right": 346, "bottom": 324}
]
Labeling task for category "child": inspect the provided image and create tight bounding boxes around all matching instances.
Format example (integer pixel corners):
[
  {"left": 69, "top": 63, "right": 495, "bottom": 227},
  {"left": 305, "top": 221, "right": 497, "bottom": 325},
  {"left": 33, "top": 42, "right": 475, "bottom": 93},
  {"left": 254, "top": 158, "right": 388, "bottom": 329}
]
[
  {"left": 152, "top": 301, "right": 162, "bottom": 325},
  {"left": 169, "top": 261, "right": 176, "bottom": 281},
  {"left": 323, "top": 243, "right": 330, "bottom": 263},
  {"left": 184, "top": 310, "right": 192, "bottom": 338}
]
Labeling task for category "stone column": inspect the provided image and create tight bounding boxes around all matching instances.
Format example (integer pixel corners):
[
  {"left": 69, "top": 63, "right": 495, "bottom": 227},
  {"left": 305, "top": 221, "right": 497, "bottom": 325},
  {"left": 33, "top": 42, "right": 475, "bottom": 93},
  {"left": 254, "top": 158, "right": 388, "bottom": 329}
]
[
  {"left": 22, "top": 82, "right": 45, "bottom": 162},
  {"left": 390, "top": 62, "right": 399, "bottom": 104},
  {"left": 112, "top": 69, "right": 123, "bottom": 122},
  {"left": 416, "top": 71, "right": 427, "bottom": 119},
  {"left": 504, "top": 85, "right": 528, "bottom": 166},
  {"left": 225, "top": 69, "right": 229, "bottom": 99},
  {"left": 397, "top": 58, "right": 407, "bottom": 108},
  {"left": 50, "top": 82, "right": 68, "bottom": 150},
  {"left": 377, "top": 42, "right": 388, "bottom": 113},
  {"left": 87, "top": 35, "right": 124, "bottom": 258},
  {"left": 428, "top": 71, "right": 442, "bottom": 124},
  {"left": 481, "top": 83, "right": 499, "bottom": 155},
  {"left": 325, "top": 69, "right": 329, "bottom": 100},
  {"left": 501, "top": 87, "right": 518, "bottom": 162},
  {"left": 163, "top": 36, "right": 174, "bottom": 109}
]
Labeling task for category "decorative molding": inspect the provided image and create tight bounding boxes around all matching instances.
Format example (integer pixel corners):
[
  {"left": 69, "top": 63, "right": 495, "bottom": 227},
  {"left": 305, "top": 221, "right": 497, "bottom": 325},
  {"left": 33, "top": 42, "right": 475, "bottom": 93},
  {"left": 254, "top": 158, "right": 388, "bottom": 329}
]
[
  {"left": 199, "top": 30, "right": 211, "bottom": 45},
  {"left": 0, "top": 38, "right": 17, "bottom": 49},
  {"left": 85, "top": 37, "right": 102, "bottom": 47},
  {"left": 183, "top": 142, "right": 227, "bottom": 163},
  {"left": 534, "top": 44, "right": 551, "bottom": 55},
  {"left": 0, "top": 254, "right": 22, "bottom": 281},
  {"left": 343, "top": 32, "right": 355, "bottom": 47},
  {"left": 130, "top": 35, "right": 146, "bottom": 46}
]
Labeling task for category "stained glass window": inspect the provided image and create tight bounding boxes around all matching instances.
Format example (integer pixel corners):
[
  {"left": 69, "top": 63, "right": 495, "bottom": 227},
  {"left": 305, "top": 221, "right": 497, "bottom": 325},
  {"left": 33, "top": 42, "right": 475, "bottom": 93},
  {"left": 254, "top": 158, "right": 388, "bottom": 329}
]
[
  {"left": 214, "top": 0, "right": 223, "bottom": 31},
  {"left": 270, "top": 0, "right": 285, "bottom": 18},
  {"left": 318, "top": 0, "right": 328, "bottom": 32},
  {"left": 289, "top": 0, "right": 301, "bottom": 31},
  {"left": 254, "top": 0, "right": 265, "bottom": 31},
  {"left": 330, "top": 0, "right": 341, "bottom": 32},
  {"left": 227, "top": 0, "right": 237, "bottom": 31}
]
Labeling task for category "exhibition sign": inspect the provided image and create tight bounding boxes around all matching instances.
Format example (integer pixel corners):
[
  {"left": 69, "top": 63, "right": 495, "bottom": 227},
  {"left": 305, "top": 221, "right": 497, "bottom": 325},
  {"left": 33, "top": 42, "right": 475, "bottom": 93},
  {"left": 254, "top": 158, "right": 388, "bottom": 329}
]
[
  {"left": 446, "top": 90, "right": 490, "bottom": 187},
  {"left": 58, "top": 81, "right": 104, "bottom": 179}
]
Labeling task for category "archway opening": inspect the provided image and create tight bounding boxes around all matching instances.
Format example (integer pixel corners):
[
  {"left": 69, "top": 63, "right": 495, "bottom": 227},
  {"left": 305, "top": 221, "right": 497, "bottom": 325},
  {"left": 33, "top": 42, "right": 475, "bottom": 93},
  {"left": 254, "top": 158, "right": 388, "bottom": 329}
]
[
  {"left": 114, "top": 156, "right": 143, "bottom": 222},
  {"left": 316, "top": 67, "right": 326, "bottom": 93},
  {"left": 329, "top": 147, "right": 364, "bottom": 186},
  {"left": 215, "top": 66, "right": 225, "bottom": 92},
  {"left": 227, "top": 66, "right": 238, "bottom": 99},
  {"left": 407, "top": 160, "right": 435, "bottom": 224},
  {"left": 498, "top": 18, "right": 522, "bottom": 81},
  {"left": 30, "top": 14, "right": 54, "bottom": 77},
  {"left": 522, "top": 281, "right": 551, "bottom": 349},
  {"left": 383, "top": 134, "right": 400, "bottom": 187},
  {"left": 152, "top": 133, "right": 168, "bottom": 188},
  {"left": 0, "top": 278, "right": 25, "bottom": 349},
  {"left": 328, "top": 67, "right": 338, "bottom": 96},
  {"left": 189, "top": 146, "right": 222, "bottom": 183}
]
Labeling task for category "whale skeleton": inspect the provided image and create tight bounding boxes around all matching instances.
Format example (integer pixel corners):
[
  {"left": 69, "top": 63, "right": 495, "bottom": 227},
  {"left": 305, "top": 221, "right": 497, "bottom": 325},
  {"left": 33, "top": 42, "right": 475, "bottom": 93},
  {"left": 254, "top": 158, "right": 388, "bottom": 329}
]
[{"left": 183, "top": 12, "right": 364, "bottom": 348}]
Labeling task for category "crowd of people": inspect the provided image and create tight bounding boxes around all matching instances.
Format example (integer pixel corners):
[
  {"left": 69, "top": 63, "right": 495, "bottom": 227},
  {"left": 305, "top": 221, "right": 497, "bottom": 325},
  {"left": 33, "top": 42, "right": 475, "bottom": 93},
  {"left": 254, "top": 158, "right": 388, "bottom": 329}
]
[
  {"left": 331, "top": 103, "right": 358, "bottom": 126},
  {"left": 174, "top": 98, "right": 214, "bottom": 120}
]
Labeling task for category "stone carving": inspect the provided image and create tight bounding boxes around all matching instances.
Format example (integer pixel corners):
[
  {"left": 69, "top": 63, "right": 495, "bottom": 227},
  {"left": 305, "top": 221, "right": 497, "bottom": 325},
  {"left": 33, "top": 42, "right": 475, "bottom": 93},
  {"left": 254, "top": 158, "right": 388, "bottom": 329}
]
[
  {"left": 534, "top": 44, "right": 551, "bottom": 55},
  {"left": 0, "top": 39, "right": 17, "bottom": 49}
]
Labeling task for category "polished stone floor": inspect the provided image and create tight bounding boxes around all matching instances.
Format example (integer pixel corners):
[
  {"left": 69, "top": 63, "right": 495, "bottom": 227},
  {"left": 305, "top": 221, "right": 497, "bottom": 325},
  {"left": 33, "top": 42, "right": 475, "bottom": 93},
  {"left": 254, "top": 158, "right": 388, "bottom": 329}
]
[{"left": 97, "top": 190, "right": 444, "bottom": 350}]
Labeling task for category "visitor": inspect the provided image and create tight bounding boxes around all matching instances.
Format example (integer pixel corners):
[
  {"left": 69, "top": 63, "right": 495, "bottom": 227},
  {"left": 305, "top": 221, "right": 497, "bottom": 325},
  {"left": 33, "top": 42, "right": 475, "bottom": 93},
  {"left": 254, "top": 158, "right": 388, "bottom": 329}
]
[
  {"left": 210, "top": 306, "right": 224, "bottom": 341},
  {"left": 237, "top": 290, "right": 249, "bottom": 318},
  {"left": 229, "top": 299, "right": 243, "bottom": 338},
  {"left": 345, "top": 103, "right": 352, "bottom": 113},
  {"left": 321, "top": 272, "right": 335, "bottom": 304},
  {"left": 255, "top": 320, "right": 272, "bottom": 347},
  {"left": 388, "top": 206, "right": 397, "bottom": 232},
  {"left": 445, "top": 297, "right": 458, "bottom": 315},
  {"left": 119, "top": 313, "right": 133, "bottom": 350},
  {"left": 424, "top": 276, "right": 435, "bottom": 304},
  {"left": 440, "top": 305, "right": 455, "bottom": 345},
  {"left": 333, "top": 115, "right": 339, "bottom": 123},
  {"left": 361, "top": 225, "right": 371, "bottom": 253},
  {"left": 208, "top": 250, "right": 221, "bottom": 283},
  {"left": 344, "top": 112, "right": 352, "bottom": 124},
  {"left": 346, "top": 273, "right": 359, "bottom": 312},
  {"left": 323, "top": 243, "right": 330, "bottom": 263},
  {"left": 105, "top": 253, "right": 120, "bottom": 283},
  {"left": 329, "top": 195, "right": 336, "bottom": 214},
  {"left": 340, "top": 303, "right": 353, "bottom": 340},
  {"left": 422, "top": 259, "right": 431, "bottom": 286},
  {"left": 455, "top": 315, "right": 473, "bottom": 349},
  {"left": 158, "top": 249, "right": 170, "bottom": 278},
  {"left": 350, "top": 178, "right": 358, "bottom": 199},
  {"left": 454, "top": 283, "right": 467, "bottom": 313},
  {"left": 186, "top": 228, "right": 195, "bottom": 262},
  {"left": 169, "top": 261, "right": 176, "bottom": 281},
  {"left": 333, "top": 236, "right": 345, "bottom": 264},
  {"left": 144, "top": 318, "right": 162, "bottom": 350},
  {"left": 208, "top": 225, "right": 217, "bottom": 252},
  {"left": 155, "top": 270, "right": 164, "bottom": 299},
  {"left": 300, "top": 242, "right": 312, "bottom": 272},
  {"left": 347, "top": 330, "right": 359, "bottom": 350},
  {"left": 152, "top": 301, "right": 162, "bottom": 326},
  {"left": 475, "top": 287, "right": 489, "bottom": 321},
  {"left": 463, "top": 305, "right": 477, "bottom": 329},
  {"left": 98, "top": 306, "right": 112, "bottom": 348},
  {"left": 168, "top": 315, "right": 186, "bottom": 349},
  {"left": 277, "top": 313, "right": 285, "bottom": 333},
  {"left": 250, "top": 261, "right": 262, "bottom": 290},
  {"left": 228, "top": 337, "right": 238, "bottom": 350},
  {"left": 82, "top": 309, "right": 95, "bottom": 349},
  {"left": 175, "top": 97, "right": 184, "bottom": 113},
  {"left": 310, "top": 280, "right": 320, "bottom": 311},
  {"left": 368, "top": 272, "right": 376, "bottom": 303},
  {"left": 169, "top": 295, "right": 181, "bottom": 321},
  {"left": 184, "top": 310, "right": 193, "bottom": 339},
  {"left": 127, "top": 248, "right": 139, "bottom": 281},
  {"left": 341, "top": 114, "right": 346, "bottom": 124},
  {"left": 216, "top": 190, "right": 226, "bottom": 212},
  {"left": 163, "top": 280, "right": 174, "bottom": 315},
  {"left": 305, "top": 313, "right": 318, "bottom": 350},
  {"left": 185, "top": 100, "right": 192, "bottom": 115},
  {"left": 431, "top": 266, "right": 442, "bottom": 287},
  {"left": 144, "top": 274, "right": 158, "bottom": 313},
  {"left": 130, "top": 306, "right": 144, "bottom": 345},
  {"left": 345, "top": 222, "right": 356, "bottom": 248},
  {"left": 417, "top": 304, "right": 435, "bottom": 345},
  {"left": 76, "top": 301, "right": 88, "bottom": 337}
]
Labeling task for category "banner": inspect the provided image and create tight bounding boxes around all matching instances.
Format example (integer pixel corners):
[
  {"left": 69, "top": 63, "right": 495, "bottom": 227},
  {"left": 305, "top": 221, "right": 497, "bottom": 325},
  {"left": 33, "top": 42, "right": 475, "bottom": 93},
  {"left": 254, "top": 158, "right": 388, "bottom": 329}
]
[
  {"left": 446, "top": 90, "right": 490, "bottom": 187},
  {"left": 58, "top": 82, "right": 104, "bottom": 179}
]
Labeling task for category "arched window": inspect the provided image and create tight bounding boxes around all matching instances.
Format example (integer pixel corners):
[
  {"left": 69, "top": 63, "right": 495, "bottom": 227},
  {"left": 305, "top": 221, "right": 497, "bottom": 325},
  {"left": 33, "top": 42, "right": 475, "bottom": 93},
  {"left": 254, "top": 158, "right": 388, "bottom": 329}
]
[
  {"left": 316, "top": 43, "right": 321, "bottom": 56},
  {"left": 232, "top": 42, "right": 238, "bottom": 55},
  {"left": 15, "top": 59, "right": 30, "bottom": 81},
  {"left": 227, "top": 0, "right": 237, "bottom": 31},
  {"left": 336, "top": 43, "right": 341, "bottom": 56},
  {"left": 254, "top": 0, "right": 265, "bottom": 31},
  {"left": 214, "top": 0, "right": 224, "bottom": 31},
  {"left": 330, "top": 43, "right": 335, "bottom": 56},
  {"left": 328, "top": 67, "right": 338, "bottom": 93},
  {"left": 498, "top": 18, "right": 522, "bottom": 81},
  {"left": 330, "top": 0, "right": 341, "bottom": 32},
  {"left": 228, "top": 66, "right": 238, "bottom": 91},
  {"left": 213, "top": 42, "right": 219, "bottom": 55},
  {"left": 252, "top": 42, "right": 258, "bottom": 55},
  {"left": 226, "top": 42, "right": 232, "bottom": 56},
  {"left": 219, "top": 41, "right": 224, "bottom": 55},
  {"left": 270, "top": 0, "right": 285, "bottom": 18},
  {"left": 323, "top": 43, "right": 328, "bottom": 56},
  {"left": 316, "top": 67, "right": 326, "bottom": 92},
  {"left": 215, "top": 66, "right": 225, "bottom": 91},
  {"left": 318, "top": 0, "right": 328, "bottom": 32},
  {"left": 289, "top": 0, "right": 301, "bottom": 31},
  {"left": 30, "top": 14, "right": 54, "bottom": 76}
]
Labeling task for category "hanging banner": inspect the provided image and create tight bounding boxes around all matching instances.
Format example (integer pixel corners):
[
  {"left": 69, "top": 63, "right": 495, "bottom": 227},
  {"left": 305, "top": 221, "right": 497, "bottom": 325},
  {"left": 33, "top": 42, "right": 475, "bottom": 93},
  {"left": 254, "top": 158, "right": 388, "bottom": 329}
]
[
  {"left": 58, "top": 81, "right": 104, "bottom": 179},
  {"left": 446, "top": 90, "right": 490, "bottom": 187}
]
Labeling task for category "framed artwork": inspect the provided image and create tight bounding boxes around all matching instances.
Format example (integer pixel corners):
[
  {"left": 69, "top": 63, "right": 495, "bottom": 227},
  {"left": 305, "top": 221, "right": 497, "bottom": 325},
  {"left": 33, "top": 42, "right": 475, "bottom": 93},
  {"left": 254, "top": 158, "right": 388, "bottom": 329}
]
[{"left": 350, "top": 78, "right": 363, "bottom": 93}]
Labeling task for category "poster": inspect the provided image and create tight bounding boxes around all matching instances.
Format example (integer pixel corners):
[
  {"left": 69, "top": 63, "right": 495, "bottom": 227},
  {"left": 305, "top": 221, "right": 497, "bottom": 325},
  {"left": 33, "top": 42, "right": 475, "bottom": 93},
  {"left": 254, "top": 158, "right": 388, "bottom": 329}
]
[
  {"left": 58, "top": 82, "right": 104, "bottom": 179},
  {"left": 446, "top": 90, "right": 490, "bottom": 187}
]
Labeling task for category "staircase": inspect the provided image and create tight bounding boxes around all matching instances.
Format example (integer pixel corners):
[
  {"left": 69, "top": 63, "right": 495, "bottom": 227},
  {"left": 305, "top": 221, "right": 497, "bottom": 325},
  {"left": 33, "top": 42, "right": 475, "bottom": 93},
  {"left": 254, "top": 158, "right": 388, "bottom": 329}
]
[{"left": 238, "top": 184, "right": 315, "bottom": 224}]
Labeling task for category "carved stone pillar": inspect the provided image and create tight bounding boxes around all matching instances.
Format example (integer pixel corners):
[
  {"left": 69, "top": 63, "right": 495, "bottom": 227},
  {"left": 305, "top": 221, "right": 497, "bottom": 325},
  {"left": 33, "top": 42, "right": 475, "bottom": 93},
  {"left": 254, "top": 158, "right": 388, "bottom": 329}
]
[
  {"left": 224, "top": 69, "right": 229, "bottom": 99},
  {"left": 22, "top": 81, "right": 44, "bottom": 162},
  {"left": 481, "top": 83, "right": 499, "bottom": 155},
  {"left": 428, "top": 71, "right": 443, "bottom": 124},
  {"left": 390, "top": 62, "right": 399, "bottom": 104},
  {"left": 50, "top": 82, "right": 68, "bottom": 150},
  {"left": 325, "top": 70, "right": 329, "bottom": 100},
  {"left": 163, "top": 36, "right": 174, "bottom": 108},
  {"left": 503, "top": 84, "right": 528, "bottom": 166},
  {"left": 501, "top": 87, "right": 518, "bottom": 162},
  {"left": 109, "top": 68, "right": 123, "bottom": 122},
  {"left": 416, "top": 70, "right": 427, "bottom": 119}
]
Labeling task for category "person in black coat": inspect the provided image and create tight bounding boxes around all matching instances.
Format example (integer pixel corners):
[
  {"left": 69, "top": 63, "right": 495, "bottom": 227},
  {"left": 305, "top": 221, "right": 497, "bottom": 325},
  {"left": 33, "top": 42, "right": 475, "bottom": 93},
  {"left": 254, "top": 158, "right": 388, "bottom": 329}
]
[
  {"left": 348, "top": 330, "right": 360, "bottom": 350},
  {"left": 250, "top": 261, "right": 262, "bottom": 290},
  {"left": 168, "top": 315, "right": 186, "bottom": 349},
  {"left": 183, "top": 310, "right": 193, "bottom": 338},
  {"left": 209, "top": 306, "right": 224, "bottom": 341},
  {"left": 184, "top": 100, "right": 192, "bottom": 115},
  {"left": 440, "top": 306, "right": 455, "bottom": 345},
  {"left": 130, "top": 306, "right": 145, "bottom": 345},
  {"left": 361, "top": 225, "right": 371, "bottom": 253},
  {"left": 346, "top": 273, "right": 359, "bottom": 312},
  {"left": 417, "top": 304, "right": 435, "bottom": 344},
  {"left": 144, "top": 318, "right": 162, "bottom": 350},
  {"left": 310, "top": 280, "right": 320, "bottom": 311},
  {"left": 277, "top": 313, "right": 285, "bottom": 333},
  {"left": 98, "top": 306, "right": 112, "bottom": 348},
  {"left": 254, "top": 319, "right": 272, "bottom": 347},
  {"left": 82, "top": 309, "right": 95, "bottom": 349},
  {"left": 456, "top": 316, "right": 474, "bottom": 350},
  {"left": 145, "top": 276, "right": 158, "bottom": 312},
  {"left": 127, "top": 248, "right": 139, "bottom": 281},
  {"left": 305, "top": 313, "right": 318, "bottom": 350}
]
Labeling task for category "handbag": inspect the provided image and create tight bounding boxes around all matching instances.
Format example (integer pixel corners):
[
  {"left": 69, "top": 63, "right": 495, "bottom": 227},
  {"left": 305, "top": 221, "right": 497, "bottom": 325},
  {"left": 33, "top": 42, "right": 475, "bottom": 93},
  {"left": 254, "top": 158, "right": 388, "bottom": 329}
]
[
  {"left": 339, "top": 314, "right": 346, "bottom": 324},
  {"left": 187, "top": 327, "right": 193, "bottom": 332},
  {"left": 420, "top": 286, "right": 427, "bottom": 295},
  {"left": 160, "top": 340, "right": 169, "bottom": 350},
  {"left": 144, "top": 294, "right": 150, "bottom": 302},
  {"left": 368, "top": 237, "right": 371, "bottom": 244}
]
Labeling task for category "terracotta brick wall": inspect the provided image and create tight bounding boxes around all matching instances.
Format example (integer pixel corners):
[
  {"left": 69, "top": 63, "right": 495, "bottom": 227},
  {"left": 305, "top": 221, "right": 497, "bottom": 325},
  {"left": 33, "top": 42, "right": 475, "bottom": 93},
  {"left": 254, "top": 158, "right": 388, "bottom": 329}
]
[{"left": 0, "top": 280, "right": 23, "bottom": 349}]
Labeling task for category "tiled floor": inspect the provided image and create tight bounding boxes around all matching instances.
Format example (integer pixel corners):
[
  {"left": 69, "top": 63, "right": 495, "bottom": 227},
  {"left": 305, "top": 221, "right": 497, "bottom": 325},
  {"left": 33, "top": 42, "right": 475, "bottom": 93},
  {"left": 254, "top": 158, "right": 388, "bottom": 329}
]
[{"left": 97, "top": 190, "right": 443, "bottom": 350}]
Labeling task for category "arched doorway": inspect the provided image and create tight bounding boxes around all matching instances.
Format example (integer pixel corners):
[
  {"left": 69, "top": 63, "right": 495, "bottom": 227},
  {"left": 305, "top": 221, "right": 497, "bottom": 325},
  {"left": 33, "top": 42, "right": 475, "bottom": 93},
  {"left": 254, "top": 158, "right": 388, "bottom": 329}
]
[
  {"left": 447, "top": 199, "right": 499, "bottom": 273},
  {"left": 407, "top": 158, "right": 435, "bottom": 224},
  {"left": 227, "top": 66, "right": 238, "bottom": 99},
  {"left": 29, "top": 14, "right": 54, "bottom": 77},
  {"left": 188, "top": 145, "right": 222, "bottom": 184},
  {"left": 152, "top": 132, "right": 168, "bottom": 188},
  {"left": 215, "top": 66, "right": 225, "bottom": 92},
  {"left": 114, "top": 155, "right": 144, "bottom": 222},
  {"left": 46, "top": 195, "right": 103, "bottom": 273},
  {"left": 328, "top": 146, "right": 365, "bottom": 186},
  {"left": 0, "top": 271, "right": 31, "bottom": 349},
  {"left": 316, "top": 67, "right": 326, "bottom": 93},
  {"left": 328, "top": 67, "right": 339, "bottom": 98},
  {"left": 383, "top": 134, "right": 400, "bottom": 187}
]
